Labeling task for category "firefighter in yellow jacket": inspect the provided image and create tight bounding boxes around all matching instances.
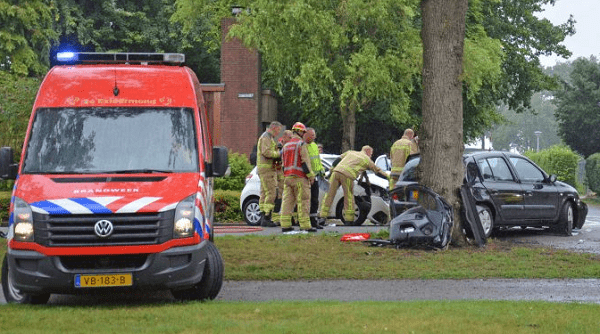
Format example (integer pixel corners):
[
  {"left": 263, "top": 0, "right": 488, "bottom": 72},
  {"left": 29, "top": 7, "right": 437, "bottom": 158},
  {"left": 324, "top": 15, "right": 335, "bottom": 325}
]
[
  {"left": 280, "top": 122, "right": 316, "bottom": 233},
  {"left": 257, "top": 121, "right": 283, "bottom": 227},
  {"left": 319, "top": 145, "right": 389, "bottom": 223},
  {"left": 389, "top": 128, "right": 419, "bottom": 190}
]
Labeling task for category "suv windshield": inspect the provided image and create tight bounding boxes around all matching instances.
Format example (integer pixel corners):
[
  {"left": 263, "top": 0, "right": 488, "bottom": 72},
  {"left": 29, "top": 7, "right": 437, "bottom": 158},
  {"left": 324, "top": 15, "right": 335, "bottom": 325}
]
[{"left": 23, "top": 107, "right": 198, "bottom": 174}]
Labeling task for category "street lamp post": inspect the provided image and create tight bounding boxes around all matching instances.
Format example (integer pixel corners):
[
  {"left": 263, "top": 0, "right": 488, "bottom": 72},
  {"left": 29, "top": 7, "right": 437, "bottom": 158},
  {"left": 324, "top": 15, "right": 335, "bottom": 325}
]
[{"left": 534, "top": 131, "right": 542, "bottom": 152}]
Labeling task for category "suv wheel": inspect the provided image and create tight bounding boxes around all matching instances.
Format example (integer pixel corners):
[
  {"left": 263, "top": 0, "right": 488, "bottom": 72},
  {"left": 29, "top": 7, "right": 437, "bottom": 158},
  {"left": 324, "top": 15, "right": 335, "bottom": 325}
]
[
  {"left": 559, "top": 202, "right": 574, "bottom": 236},
  {"left": 243, "top": 198, "right": 261, "bottom": 226},
  {"left": 336, "top": 198, "right": 367, "bottom": 226},
  {"left": 476, "top": 205, "right": 494, "bottom": 238}
]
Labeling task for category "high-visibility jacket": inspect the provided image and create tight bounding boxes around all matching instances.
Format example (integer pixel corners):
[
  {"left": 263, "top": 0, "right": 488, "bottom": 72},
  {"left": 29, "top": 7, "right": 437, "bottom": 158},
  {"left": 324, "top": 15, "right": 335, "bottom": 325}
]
[
  {"left": 306, "top": 142, "right": 324, "bottom": 175},
  {"left": 333, "top": 150, "right": 386, "bottom": 180},
  {"left": 257, "top": 131, "right": 280, "bottom": 169},
  {"left": 282, "top": 134, "right": 314, "bottom": 179},
  {"left": 390, "top": 136, "right": 417, "bottom": 176}
]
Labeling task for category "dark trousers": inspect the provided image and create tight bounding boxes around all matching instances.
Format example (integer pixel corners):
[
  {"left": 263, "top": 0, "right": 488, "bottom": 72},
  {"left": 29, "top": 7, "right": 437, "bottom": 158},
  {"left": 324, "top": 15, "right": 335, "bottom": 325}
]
[{"left": 310, "top": 178, "right": 319, "bottom": 216}]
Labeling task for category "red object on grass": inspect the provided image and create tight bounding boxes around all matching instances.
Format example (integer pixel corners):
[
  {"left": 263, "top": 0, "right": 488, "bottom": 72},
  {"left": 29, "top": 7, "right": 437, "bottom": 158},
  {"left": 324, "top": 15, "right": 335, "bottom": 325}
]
[{"left": 340, "top": 233, "right": 371, "bottom": 242}]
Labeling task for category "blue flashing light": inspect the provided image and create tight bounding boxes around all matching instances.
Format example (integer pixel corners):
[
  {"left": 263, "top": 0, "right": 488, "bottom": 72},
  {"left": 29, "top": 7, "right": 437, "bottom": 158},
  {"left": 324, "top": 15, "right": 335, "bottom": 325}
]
[{"left": 56, "top": 52, "right": 77, "bottom": 62}]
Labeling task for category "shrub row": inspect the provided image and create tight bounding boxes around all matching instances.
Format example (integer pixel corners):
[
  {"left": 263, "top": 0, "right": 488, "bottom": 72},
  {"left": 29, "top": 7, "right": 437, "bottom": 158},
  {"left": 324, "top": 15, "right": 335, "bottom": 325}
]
[
  {"left": 586, "top": 153, "right": 600, "bottom": 194},
  {"left": 214, "top": 190, "right": 243, "bottom": 223},
  {"left": 0, "top": 180, "right": 14, "bottom": 192},
  {"left": 524, "top": 145, "right": 581, "bottom": 188},
  {"left": 213, "top": 152, "right": 253, "bottom": 191},
  {"left": 0, "top": 192, "right": 10, "bottom": 224}
]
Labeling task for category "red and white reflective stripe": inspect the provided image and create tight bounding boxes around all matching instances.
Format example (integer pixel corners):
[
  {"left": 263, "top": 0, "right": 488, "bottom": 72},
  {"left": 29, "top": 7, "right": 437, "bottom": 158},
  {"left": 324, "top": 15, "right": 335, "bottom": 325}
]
[{"left": 116, "top": 197, "right": 161, "bottom": 213}]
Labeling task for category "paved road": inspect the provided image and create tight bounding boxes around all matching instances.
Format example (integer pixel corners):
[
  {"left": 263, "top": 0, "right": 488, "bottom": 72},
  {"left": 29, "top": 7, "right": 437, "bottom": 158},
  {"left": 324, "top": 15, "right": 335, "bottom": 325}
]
[{"left": 2, "top": 205, "right": 600, "bottom": 305}]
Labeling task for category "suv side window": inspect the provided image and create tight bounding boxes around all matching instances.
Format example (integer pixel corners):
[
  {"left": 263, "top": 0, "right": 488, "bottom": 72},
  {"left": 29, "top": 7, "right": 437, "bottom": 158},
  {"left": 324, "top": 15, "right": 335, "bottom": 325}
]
[
  {"left": 479, "top": 157, "right": 514, "bottom": 182},
  {"left": 510, "top": 157, "right": 545, "bottom": 182}
]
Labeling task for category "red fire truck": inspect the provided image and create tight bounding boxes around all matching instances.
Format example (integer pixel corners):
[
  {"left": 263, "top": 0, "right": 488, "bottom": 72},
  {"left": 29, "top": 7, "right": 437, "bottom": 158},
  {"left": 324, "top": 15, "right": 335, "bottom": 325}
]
[{"left": 0, "top": 52, "right": 228, "bottom": 304}]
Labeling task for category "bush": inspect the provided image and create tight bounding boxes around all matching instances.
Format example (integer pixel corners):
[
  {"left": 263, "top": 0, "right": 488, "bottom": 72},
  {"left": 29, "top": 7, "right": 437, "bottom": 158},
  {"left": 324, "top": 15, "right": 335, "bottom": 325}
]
[
  {"left": 0, "top": 191, "right": 11, "bottom": 224},
  {"left": 0, "top": 72, "right": 41, "bottom": 162},
  {"left": 524, "top": 145, "right": 582, "bottom": 187},
  {"left": 586, "top": 153, "right": 600, "bottom": 194},
  {"left": 214, "top": 190, "right": 243, "bottom": 223},
  {"left": 0, "top": 180, "right": 14, "bottom": 192},
  {"left": 214, "top": 152, "right": 253, "bottom": 191}
]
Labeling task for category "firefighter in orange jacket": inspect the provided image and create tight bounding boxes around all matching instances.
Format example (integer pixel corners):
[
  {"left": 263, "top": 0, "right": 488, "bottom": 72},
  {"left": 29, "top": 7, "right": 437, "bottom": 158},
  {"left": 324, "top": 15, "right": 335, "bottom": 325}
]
[
  {"left": 280, "top": 122, "right": 316, "bottom": 233},
  {"left": 389, "top": 128, "right": 419, "bottom": 190},
  {"left": 257, "top": 121, "right": 283, "bottom": 227},
  {"left": 319, "top": 145, "right": 389, "bottom": 223}
]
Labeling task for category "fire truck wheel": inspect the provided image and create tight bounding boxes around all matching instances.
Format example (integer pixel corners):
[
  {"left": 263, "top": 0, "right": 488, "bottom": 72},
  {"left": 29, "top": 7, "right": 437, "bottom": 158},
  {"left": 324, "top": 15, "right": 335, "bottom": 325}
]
[
  {"left": 171, "top": 242, "right": 224, "bottom": 301},
  {"left": 1, "top": 255, "right": 50, "bottom": 304}
]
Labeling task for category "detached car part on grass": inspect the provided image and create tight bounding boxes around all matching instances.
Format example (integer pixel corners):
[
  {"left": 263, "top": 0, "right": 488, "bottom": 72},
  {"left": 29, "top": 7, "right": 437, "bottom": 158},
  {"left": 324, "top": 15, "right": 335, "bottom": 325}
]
[{"left": 367, "top": 184, "right": 454, "bottom": 250}]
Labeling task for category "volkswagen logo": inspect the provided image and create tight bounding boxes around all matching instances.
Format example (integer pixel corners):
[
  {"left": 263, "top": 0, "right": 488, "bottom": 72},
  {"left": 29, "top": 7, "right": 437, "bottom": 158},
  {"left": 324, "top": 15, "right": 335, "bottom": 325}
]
[{"left": 94, "top": 220, "right": 114, "bottom": 238}]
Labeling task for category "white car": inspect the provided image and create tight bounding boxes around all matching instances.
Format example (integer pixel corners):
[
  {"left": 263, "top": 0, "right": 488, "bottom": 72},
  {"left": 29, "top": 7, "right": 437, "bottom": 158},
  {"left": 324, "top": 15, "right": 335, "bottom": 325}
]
[{"left": 240, "top": 155, "right": 390, "bottom": 226}]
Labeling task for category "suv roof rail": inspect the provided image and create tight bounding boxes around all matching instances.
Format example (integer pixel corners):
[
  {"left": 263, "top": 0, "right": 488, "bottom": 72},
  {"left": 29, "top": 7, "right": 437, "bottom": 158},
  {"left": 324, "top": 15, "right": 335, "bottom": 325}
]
[{"left": 56, "top": 52, "right": 185, "bottom": 65}]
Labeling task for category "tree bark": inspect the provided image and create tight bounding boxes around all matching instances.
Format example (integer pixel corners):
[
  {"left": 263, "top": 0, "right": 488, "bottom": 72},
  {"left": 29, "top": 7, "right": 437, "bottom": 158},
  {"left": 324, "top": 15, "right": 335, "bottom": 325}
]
[
  {"left": 341, "top": 101, "right": 357, "bottom": 152},
  {"left": 420, "top": 0, "right": 469, "bottom": 246}
]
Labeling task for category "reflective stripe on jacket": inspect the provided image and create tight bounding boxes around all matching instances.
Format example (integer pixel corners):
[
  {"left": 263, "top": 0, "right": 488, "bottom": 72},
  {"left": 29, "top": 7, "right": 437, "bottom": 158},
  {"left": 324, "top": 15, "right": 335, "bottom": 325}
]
[
  {"left": 306, "top": 142, "right": 324, "bottom": 175},
  {"left": 282, "top": 135, "right": 313, "bottom": 178}
]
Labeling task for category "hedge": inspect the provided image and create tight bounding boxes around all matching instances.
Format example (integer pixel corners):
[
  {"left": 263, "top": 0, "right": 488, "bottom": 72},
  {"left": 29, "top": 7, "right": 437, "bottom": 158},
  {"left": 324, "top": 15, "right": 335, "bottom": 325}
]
[
  {"left": 586, "top": 153, "right": 600, "bottom": 194},
  {"left": 214, "top": 190, "right": 243, "bottom": 223},
  {"left": 524, "top": 145, "right": 582, "bottom": 188},
  {"left": 0, "top": 191, "right": 10, "bottom": 224},
  {"left": 214, "top": 152, "right": 253, "bottom": 191}
]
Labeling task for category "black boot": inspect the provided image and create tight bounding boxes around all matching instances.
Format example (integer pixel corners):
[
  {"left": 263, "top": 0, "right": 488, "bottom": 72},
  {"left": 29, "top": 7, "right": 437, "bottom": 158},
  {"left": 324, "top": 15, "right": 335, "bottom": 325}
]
[
  {"left": 260, "top": 212, "right": 277, "bottom": 227},
  {"left": 311, "top": 217, "right": 323, "bottom": 229}
]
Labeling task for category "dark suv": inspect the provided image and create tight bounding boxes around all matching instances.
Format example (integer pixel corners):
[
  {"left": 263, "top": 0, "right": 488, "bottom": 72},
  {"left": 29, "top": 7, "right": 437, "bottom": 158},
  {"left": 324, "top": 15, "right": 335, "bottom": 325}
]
[{"left": 392, "top": 151, "right": 587, "bottom": 237}]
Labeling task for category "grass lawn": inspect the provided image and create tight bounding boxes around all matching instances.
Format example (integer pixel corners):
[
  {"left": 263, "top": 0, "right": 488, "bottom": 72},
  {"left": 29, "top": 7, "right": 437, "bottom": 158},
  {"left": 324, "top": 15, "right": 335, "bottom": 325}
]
[
  {"left": 1, "top": 300, "right": 599, "bottom": 334},
  {"left": 2, "top": 200, "right": 600, "bottom": 333}
]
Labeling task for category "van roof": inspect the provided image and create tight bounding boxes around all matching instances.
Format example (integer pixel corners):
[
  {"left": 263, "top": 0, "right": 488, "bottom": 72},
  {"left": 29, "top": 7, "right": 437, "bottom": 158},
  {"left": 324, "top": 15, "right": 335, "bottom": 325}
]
[{"left": 34, "top": 64, "right": 198, "bottom": 109}]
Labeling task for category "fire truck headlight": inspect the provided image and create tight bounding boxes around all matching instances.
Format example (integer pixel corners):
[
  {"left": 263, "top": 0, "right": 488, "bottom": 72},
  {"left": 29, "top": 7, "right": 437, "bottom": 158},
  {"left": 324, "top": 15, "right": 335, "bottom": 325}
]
[
  {"left": 174, "top": 195, "right": 195, "bottom": 238},
  {"left": 13, "top": 197, "right": 34, "bottom": 242}
]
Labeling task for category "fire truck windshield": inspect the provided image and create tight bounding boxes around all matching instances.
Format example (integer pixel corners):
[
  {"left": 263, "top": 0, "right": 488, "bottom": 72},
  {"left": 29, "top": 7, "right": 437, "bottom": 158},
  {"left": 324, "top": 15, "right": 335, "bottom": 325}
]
[{"left": 22, "top": 107, "right": 199, "bottom": 174}]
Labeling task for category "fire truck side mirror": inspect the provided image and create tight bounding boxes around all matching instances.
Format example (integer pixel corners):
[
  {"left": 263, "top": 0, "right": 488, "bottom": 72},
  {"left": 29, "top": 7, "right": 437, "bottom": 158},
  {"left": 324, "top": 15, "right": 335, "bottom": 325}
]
[
  {"left": 207, "top": 146, "right": 229, "bottom": 177},
  {"left": 0, "top": 147, "right": 17, "bottom": 180}
]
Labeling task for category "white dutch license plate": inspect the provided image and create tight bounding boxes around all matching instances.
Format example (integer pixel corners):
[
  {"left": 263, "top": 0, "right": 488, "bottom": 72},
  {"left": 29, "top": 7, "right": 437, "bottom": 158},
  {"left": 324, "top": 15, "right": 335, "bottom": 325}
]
[{"left": 74, "top": 273, "right": 133, "bottom": 288}]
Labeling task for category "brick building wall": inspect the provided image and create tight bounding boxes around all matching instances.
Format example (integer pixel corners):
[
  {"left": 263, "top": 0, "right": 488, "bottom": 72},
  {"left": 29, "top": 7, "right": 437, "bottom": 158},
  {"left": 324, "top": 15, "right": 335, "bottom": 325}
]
[{"left": 220, "top": 17, "right": 262, "bottom": 156}]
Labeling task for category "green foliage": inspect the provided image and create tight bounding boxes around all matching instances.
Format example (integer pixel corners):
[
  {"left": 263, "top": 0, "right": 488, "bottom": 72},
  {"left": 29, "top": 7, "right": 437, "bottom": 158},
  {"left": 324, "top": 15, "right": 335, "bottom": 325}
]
[
  {"left": 0, "top": 72, "right": 41, "bottom": 160},
  {"left": 0, "top": 180, "right": 13, "bottom": 191},
  {"left": 586, "top": 153, "right": 600, "bottom": 194},
  {"left": 54, "top": 0, "right": 219, "bottom": 82},
  {"left": 553, "top": 57, "right": 600, "bottom": 158},
  {"left": 221, "top": 0, "right": 423, "bottom": 151},
  {"left": 491, "top": 92, "right": 562, "bottom": 152},
  {"left": 524, "top": 145, "right": 581, "bottom": 187},
  {"left": 0, "top": 0, "right": 58, "bottom": 76},
  {"left": 214, "top": 152, "right": 252, "bottom": 191},
  {"left": 0, "top": 190, "right": 10, "bottom": 223},
  {"left": 465, "top": 0, "right": 575, "bottom": 143},
  {"left": 480, "top": 0, "right": 574, "bottom": 113},
  {"left": 214, "top": 190, "right": 243, "bottom": 223}
]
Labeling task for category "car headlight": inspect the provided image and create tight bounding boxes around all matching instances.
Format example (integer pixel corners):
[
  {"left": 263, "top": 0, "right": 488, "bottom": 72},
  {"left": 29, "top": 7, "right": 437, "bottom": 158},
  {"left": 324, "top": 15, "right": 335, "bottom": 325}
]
[
  {"left": 13, "top": 197, "right": 34, "bottom": 242},
  {"left": 174, "top": 194, "right": 196, "bottom": 238}
]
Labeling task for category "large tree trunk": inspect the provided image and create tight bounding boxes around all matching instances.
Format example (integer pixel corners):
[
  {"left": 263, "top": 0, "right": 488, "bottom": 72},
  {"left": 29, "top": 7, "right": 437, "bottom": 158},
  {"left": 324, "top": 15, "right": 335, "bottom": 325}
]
[
  {"left": 420, "top": 0, "right": 468, "bottom": 246},
  {"left": 341, "top": 102, "right": 357, "bottom": 152}
]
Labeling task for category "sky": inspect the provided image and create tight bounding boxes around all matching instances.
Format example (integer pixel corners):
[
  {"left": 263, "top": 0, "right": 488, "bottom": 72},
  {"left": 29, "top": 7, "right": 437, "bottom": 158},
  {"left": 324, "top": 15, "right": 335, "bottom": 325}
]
[{"left": 538, "top": 0, "right": 600, "bottom": 67}]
